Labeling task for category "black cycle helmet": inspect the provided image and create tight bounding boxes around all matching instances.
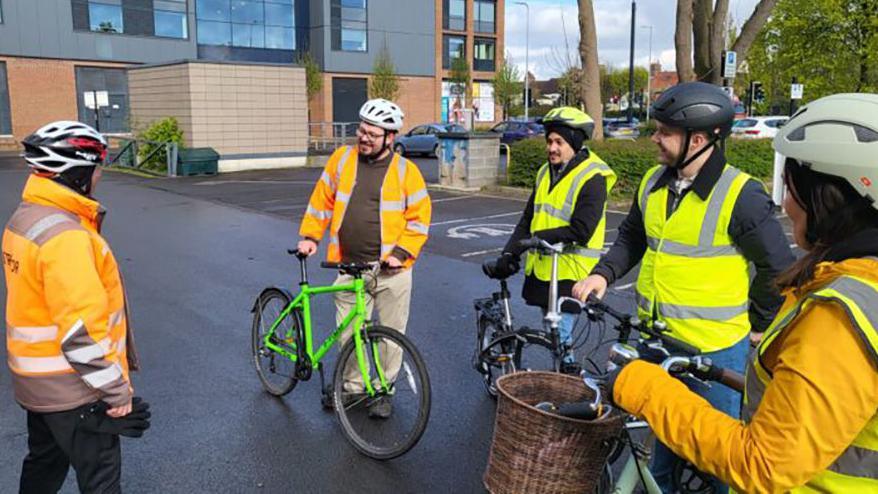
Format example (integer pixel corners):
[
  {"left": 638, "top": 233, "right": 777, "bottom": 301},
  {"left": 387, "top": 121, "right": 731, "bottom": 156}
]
[{"left": 652, "top": 82, "right": 735, "bottom": 168}]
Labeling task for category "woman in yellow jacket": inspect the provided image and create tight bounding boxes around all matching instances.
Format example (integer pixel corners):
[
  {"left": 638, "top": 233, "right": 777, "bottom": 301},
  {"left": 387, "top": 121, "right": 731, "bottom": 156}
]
[{"left": 605, "top": 93, "right": 878, "bottom": 493}]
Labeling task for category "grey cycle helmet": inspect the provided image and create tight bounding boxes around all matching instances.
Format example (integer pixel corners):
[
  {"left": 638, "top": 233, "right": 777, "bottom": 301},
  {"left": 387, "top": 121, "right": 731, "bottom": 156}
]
[
  {"left": 651, "top": 82, "right": 735, "bottom": 169},
  {"left": 652, "top": 82, "right": 736, "bottom": 138},
  {"left": 774, "top": 93, "right": 878, "bottom": 210}
]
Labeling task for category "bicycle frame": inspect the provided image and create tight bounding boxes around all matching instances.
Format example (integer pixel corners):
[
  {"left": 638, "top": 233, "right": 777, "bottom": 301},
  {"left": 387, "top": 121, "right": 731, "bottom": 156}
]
[{"left": 261, "top": 273, "right": 389, "bottom": 396}]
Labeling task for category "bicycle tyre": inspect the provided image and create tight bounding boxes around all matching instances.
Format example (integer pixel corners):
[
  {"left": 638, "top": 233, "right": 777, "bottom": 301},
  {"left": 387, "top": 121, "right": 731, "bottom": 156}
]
[
  {"left": 476, "top": 315, "right": 521, "bottom": 398},
  {"left": 251, "top": 288, "right": 301, "bottom": 397},
  {"left": 333, "top": 325, "right": 431, "bottom": 460}
]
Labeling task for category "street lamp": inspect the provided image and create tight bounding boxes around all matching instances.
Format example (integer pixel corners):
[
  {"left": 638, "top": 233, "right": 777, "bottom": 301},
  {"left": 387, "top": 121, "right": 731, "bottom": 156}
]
[
  {"left": 641, "top": 24, "right": 653, "bottom": 123},
  {"left": 626, "top": 0, "right": 636, "bottom": 123},
  {"left": 515, "top": 1, "right": 530, "bottom": 121}
]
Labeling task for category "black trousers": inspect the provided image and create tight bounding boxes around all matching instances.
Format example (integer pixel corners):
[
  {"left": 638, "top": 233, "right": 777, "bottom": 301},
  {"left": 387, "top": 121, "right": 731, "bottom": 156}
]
[{"left": 19, "top": 404, "right": 121, "bottom": 494}]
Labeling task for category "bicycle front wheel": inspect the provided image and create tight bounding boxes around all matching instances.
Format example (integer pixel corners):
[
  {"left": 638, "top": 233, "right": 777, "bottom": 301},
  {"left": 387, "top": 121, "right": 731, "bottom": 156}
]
[
  {"left": 476, "top": 315, "right": 521, "bottom": 398},
  {"left": 251, "top": 288, "right": 300, "bottom": 397},
  {"left": 332, "top": 325, "right": 431, "bottom": 460}
]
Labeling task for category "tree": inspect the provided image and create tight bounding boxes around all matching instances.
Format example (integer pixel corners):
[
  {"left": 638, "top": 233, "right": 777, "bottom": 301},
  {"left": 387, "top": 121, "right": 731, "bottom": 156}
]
[
  {"left": 449, "top": 56, "right": 471, "bottom": 107},
  {"left": 578, "top": 0, "right": 604, "bottom": 140},
  {"left": 491, "top": 56, "right": 522, "bottom": 120},
  {"left": 675, "top": 0, "right": 779, "bottom": 84},
  {"left": 747, "top": 0, "right": 878, "bottom": 113},
  {"left": 603, "top": 67, "right": 649, "bottom": 102},
  {"left": 298, "top": 52, "right": 323, "bottom": 101},
  {"left": 369, "top": 47, "right": 401, "bottom": 101}
]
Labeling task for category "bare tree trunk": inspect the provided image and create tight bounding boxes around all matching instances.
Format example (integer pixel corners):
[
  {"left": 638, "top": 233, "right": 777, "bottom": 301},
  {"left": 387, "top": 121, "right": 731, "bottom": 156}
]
[
  {"left": 578, "top": 0, "right": 604, "bottom": 140},
  {"left": 730, "top": 0, "right": 779, "bottom": 64},
  {"left": 693, "top": 0, "right": 712, "bottom": 79},
  {"left": 709, "top": 0, "right": 730, "bottom": 85},
  {"left": 675, "top": 0, "right": 696, "bottom": 82}
]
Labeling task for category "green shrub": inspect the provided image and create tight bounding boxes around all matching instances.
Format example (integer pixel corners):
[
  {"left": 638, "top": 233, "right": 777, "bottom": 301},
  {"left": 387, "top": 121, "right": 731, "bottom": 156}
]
[
  {"left": 136, "top": 117, "right": 184, "bottom": 172},
  {"left": 507, "top": 137, "right": 775, "bottom": 200}
]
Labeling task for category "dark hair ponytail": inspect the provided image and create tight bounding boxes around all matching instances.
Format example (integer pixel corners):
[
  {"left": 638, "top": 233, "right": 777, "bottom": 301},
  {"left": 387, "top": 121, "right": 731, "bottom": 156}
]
[{"left": 777, "top": 160, "right": 878, "bottom": 290}]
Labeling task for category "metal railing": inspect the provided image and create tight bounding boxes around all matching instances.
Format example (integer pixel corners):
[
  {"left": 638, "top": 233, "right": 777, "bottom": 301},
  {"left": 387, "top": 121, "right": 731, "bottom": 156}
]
[
  {"left": 308, "top": 121, "right": 359, "bottom": 153},
  {"left": 106, "top": 136, "right": 179, "bottom": 177}
]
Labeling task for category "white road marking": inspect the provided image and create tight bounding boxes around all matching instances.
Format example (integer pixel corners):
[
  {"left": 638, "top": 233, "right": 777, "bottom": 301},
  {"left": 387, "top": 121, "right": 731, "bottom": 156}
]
[
  {"left": 461, "top": 247, "right": 504, "bottom": 258},
  {"left": 432, "top": 211, "right": 522, "bottom": 227},
  {"left": 192, "top": 180, "right": 315, "bottom": 186},
  {"left": 432, "top": 195, "right": 477, "bottom": 203}
]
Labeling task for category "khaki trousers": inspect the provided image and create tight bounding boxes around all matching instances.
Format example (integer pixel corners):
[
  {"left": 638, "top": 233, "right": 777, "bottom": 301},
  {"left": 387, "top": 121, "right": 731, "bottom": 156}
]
[{"left": 334, "top": 268, "right": 412, "bottom": 392}]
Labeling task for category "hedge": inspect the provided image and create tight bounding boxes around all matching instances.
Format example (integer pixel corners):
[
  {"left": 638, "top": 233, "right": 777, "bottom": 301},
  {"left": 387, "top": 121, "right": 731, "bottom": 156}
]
[{"left": 507, "top": 137, "right": 775, "bottom": 199}]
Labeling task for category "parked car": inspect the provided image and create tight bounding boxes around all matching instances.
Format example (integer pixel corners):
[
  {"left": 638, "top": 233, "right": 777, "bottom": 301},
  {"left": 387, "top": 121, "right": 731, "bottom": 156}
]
[
  {"left": 605, "top": 121, "right": 640, "bottom": 139},
  {"left": 730, "top": 116, "right": 789, "bottom": 139},
  {"left": 394, "top": 123, "right": 466, "bottom": 157},
  {"left": 489, "top": 121, "right": 544, "bottom": 145}
]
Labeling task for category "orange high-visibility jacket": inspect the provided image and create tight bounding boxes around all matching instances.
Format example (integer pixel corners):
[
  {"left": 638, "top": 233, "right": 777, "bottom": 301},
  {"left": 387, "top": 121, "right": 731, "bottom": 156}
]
[
  {"left": 3, "top": 174, "right": 137, "bottom": 413},
  {"left": 299, "top": 146, "right": 432, "bottom": 267}
]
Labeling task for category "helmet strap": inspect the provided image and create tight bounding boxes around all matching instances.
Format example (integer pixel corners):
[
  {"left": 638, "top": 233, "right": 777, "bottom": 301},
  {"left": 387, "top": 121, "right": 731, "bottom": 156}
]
[
  {"left": 363, "top": 132, "right": 394, "bottom": 161},
  {"left": 674, "top": 130, "right": 721, "bottom": 171}
]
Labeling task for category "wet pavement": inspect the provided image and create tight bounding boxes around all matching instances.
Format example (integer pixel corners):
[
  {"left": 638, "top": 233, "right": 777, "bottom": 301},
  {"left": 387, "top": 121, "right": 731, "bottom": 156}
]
[{"left": 0, "top": 155, "right": 794, "bottom": 493}]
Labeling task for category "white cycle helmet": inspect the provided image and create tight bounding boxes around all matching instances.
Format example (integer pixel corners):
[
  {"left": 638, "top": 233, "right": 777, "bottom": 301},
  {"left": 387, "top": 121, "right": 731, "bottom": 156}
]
[
  {"left": 22, "top": 120, "right": 108, "bottom": 173},
  {"left": 774, "top": 93, "right": 878, "bottom": 210},
  {"left": 359, "top": 99, "right": 405, "bottom": 132}
]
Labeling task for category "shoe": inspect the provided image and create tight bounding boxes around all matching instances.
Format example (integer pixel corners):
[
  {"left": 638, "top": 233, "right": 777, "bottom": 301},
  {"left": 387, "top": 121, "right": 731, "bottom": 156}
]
[
  {"left": 321, "top": 387, "right": 367, "bottom": 410},
  {"left": 368, "top": 396, "right": 393, "bottom": 419}
]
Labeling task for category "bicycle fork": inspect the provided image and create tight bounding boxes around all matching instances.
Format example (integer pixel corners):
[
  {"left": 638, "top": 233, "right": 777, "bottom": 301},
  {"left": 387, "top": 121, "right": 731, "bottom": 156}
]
[{"left": 351, "top": 277, "right": 391, "bottom": 397}]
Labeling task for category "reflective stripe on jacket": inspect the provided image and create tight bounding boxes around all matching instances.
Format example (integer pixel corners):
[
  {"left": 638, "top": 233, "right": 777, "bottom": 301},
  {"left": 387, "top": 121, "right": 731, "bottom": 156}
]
[
  {"left": 635, "top": 164, "right": 753, "bottom": 352},
  {"left": 743, "top": 272, "right": 878, "bottom": 492},
  {"left": 299, "top": 146, "right": 431, "bottom": 267},
  {"left": 3, "top": 174, "right": 136, "bottom": 412},
  {"left": 524, "top": 153, "right": 616, "bottom": 282}
]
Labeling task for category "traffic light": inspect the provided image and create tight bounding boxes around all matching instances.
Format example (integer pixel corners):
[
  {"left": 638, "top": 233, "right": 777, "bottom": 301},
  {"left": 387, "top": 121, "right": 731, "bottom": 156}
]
[{"left": 753, "top": 81, "right": 765, "bottom": 103}]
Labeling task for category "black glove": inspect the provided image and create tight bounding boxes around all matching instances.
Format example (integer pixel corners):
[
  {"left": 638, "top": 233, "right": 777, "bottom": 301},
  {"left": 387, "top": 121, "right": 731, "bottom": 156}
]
[
  {"left": 483, "top": 253, "right": 520, "bottom": 279},
  {"left": 79, "top": 397, "right": 152, "bottom": 438}
]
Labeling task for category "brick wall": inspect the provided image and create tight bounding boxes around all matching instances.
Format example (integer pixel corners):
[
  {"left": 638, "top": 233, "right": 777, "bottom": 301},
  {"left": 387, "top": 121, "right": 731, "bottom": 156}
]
[
  {"left": 0, "top": 56, "right": 130, "bottom": 151},
  {"left": 308, "top": 73, "right": 440, "bottom": 134}
]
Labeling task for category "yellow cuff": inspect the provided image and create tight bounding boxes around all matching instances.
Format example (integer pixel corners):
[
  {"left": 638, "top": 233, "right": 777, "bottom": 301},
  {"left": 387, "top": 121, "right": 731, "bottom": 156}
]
[{"left": 614, "top": 360, "right": 678, "bottom": 415}]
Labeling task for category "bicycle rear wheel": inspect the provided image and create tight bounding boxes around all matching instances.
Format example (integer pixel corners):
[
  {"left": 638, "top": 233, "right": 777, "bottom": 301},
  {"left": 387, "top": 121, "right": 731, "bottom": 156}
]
[
  {"left": 333, "top": 325, "right": 431, "bottom": 460},
  {"left": 251, "top": 288, "right": 301, "bottom": 396}
]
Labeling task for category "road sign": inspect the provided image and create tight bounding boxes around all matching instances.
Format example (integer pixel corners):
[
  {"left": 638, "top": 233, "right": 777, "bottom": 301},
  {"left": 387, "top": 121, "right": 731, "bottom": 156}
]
[
  {"left": 790, "top": 84, "right": 804, "bottom": 100},
  {"left": 722, "top": 51, "right": 737, "bottom": 79}
]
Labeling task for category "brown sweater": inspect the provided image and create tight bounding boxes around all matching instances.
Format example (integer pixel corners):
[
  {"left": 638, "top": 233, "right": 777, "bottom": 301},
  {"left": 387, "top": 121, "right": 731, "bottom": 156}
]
[{"left": 338, "top": 153, "right": 392, "bottom": 263}]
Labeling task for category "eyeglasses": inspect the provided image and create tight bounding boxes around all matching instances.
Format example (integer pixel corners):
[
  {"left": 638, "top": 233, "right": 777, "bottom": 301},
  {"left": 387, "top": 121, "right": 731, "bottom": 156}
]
[{"left": 356, "top": 127, "right": 386, "bottom": 141}]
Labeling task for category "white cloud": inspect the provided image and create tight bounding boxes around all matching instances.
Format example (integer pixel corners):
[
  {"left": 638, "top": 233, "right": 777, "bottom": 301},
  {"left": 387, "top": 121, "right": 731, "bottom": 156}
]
[{"left": 505, "top": 0, "right": 764, "bottom": 80}]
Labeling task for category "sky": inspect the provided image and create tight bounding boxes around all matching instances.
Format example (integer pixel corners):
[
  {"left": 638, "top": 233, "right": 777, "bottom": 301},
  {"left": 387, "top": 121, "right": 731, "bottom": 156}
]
[{"left": 504, "top": 0, "right": 762, "bottom": 80}]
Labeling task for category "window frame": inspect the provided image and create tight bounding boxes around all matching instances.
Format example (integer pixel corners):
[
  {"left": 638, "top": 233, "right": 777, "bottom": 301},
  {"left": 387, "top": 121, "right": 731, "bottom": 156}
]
[
  {"left": 443, "top": 34, "right": 466, "bottom": 70},
  {"left": 443, "top": 0, "right": 465, "bottom": 31},
  {"left": 473, "top": 37, "right": 495, "bottom": 72},
  {"left": 331, "top": 0, "right": 368, "bottom": 52},
  {"left": 153, "top": 1, "right": 189, "bottom": 40},
  {"left": 474, "top": 0, "right": 495, "bottom": 34},
  {"left": 88, "top": 1, "right": 125, "bottom": 34},
  {"left": 0, "top": 62, "right": 12, "bottom": 136},
  {"left": 195, "top": 0, "right": 296, "bottom": 50}
]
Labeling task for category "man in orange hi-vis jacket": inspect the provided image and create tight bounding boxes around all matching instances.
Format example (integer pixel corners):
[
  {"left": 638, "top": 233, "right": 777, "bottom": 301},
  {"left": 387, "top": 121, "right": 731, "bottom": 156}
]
[
  {"left": 3, "top": 121, "right": 150, "bottom": 493},
  {"left": 297, "top": 99, "right": 431, "bottom": 419}
]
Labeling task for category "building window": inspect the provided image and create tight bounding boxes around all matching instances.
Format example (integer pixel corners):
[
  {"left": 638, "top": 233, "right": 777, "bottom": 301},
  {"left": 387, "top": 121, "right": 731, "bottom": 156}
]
[
  {"left": 331, "top": 0, "right": 367, "bottom": 52},
  {"left": 443, "top": 0, "right": 465, "bottom": 31},
  {"left": 443, "top": 35, "right": 465, "bottom": 70},
  {"left": 75, "top": 67, "right": 129, "bottom": 134},
  {"left": 474, "top": 37, "right": 495, "bottom": 72},
  {"left": 154, "top": 0, "right": 188, "bottom": 39},
  {"left": 0, "top": 62, "right": 11, "bottom": 135},
  {"left": 89, "top": 1, "right": 124, "bottom": 33},
  {"left": 0, "top": 1, "right": 4, "bottom": 24},
  {"left": 474, "top": 0, "right": 495, "bottom": 34},
  {"left": 195, "top": 0, "right": 295, "bottom": 49}
]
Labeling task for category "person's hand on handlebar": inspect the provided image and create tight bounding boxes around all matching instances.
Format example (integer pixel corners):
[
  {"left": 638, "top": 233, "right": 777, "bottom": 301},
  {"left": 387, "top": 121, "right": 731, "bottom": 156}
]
[
  {"left": 487, "top": 252, "right": 520, "bottom": 279},
  {"left": 297, "top": 239, "right": 318, "bottom": 256},
  {"left": 573, "top": 274, "right": 609, "bottom": 301}
]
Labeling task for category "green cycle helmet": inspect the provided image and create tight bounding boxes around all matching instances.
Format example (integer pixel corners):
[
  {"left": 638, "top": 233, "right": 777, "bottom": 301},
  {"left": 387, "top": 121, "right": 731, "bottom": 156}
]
[
  {"left": 542, "top": 107, "right": 596, "bottom": 139},
  {"left": 774, "top": 93, "right": 878, "bottom": 210}
]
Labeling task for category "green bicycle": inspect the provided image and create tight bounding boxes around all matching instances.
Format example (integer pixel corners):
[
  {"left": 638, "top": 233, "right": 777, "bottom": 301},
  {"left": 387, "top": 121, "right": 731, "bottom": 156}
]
[{"left": 251, "top": 250, "right": 431, "bottom": 460}]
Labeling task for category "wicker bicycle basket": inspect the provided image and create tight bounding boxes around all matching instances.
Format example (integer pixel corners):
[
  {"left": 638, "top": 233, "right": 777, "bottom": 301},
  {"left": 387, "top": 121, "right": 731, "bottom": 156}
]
[{"left": 483, "top": 371, "right": 624, "bottom": 494}]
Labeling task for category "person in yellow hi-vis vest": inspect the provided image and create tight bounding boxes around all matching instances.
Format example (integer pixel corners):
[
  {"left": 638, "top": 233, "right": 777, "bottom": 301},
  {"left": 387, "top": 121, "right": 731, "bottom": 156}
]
[
  {"left": 574, "top": 82, "right": 794, "bottom": 493},
  {"left": 604, "top": 93, "right": 878, "bottom": 493},
  {"left": 485, "top": 107, "right": 616, "bottom": 373},
  {"left": 297, "top": 99, "right": 431, "bottom": 419}
]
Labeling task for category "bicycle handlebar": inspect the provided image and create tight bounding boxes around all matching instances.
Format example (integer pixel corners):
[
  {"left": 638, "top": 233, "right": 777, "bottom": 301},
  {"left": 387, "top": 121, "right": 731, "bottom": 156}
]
[{"left": 517, "top": 237, "right": 564, "bottom": 255}]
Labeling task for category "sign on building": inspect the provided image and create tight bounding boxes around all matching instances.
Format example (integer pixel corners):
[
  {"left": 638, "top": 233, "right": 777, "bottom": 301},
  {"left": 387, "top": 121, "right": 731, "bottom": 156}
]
[
  {"left": 790, "top": 84, "right": 804, "bottom": 100},
  {"left": 722, "top": 51, "right": 737, "bottom": 79}
]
